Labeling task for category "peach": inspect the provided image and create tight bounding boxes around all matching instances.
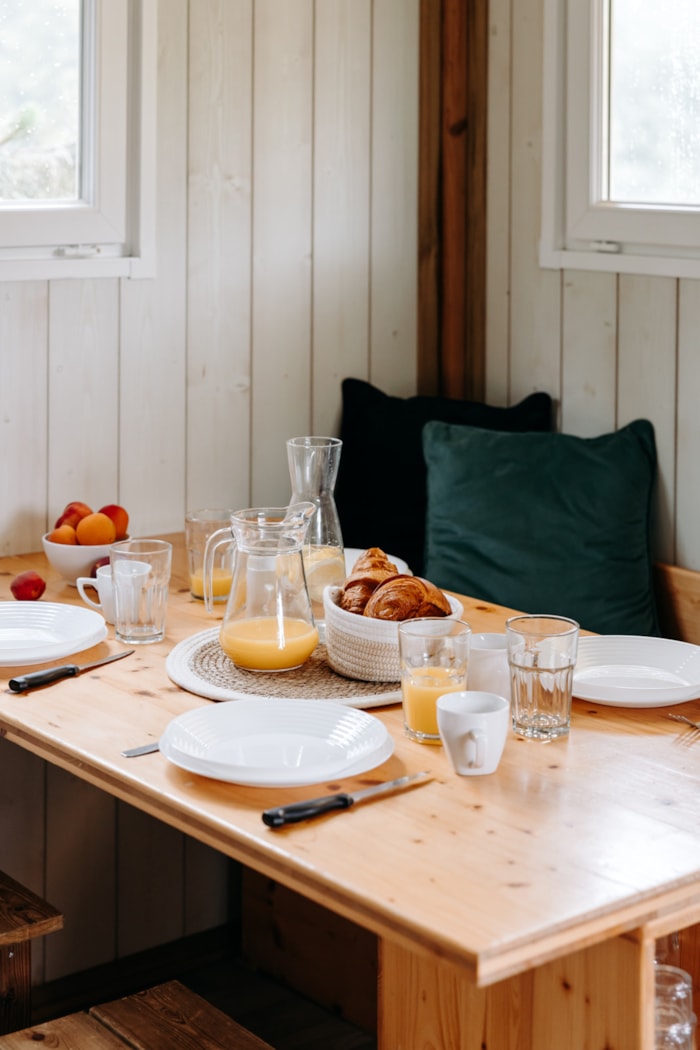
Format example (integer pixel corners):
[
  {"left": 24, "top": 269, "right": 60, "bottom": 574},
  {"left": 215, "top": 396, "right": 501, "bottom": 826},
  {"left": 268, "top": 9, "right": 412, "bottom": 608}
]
[
  {"left": 11, "top": 570, "right": 46, "bottom": 601},
  {"left": 98, "top": 504, "right": 129, "bottom": 540},
  {"left": 90, "top": 556, "right": 111, "bottom": 577},
  {"left": 76, "top": 512, "right": 116, "bottom": 546},
  {"left": 55, "top": 501, "right": 93, "bottom": 529},
  {"left": 47, "top": 523, "right": 78, "bottom": 545}
]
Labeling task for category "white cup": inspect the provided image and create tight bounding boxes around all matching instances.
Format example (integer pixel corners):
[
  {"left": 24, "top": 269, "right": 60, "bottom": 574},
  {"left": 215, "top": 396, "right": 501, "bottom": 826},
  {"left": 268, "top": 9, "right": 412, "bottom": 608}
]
[
  {"left": 437, "top": 691, "right": 510, "bottom": 776},
  {"left": 76, "top": 566, "right": 115, "bottom": 624},
  {"left": 468, "top": 633, "right": 510, "bottom": 699}
]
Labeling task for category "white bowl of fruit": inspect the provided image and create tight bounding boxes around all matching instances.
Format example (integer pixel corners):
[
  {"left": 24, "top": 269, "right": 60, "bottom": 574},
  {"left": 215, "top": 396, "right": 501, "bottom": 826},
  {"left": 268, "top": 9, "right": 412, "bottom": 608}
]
[{"left": 42, "top": 501, "right": 129, "bottom": 585}]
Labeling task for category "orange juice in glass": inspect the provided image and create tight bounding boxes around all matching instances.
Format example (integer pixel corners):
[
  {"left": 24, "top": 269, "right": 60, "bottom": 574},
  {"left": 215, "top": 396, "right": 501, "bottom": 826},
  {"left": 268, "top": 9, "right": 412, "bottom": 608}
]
[
  {"left": 186, "top": 509, "right": 235, "bottom": 603},
  {"left": 398, "top": 619, "right": 471, "bottom": 744}
]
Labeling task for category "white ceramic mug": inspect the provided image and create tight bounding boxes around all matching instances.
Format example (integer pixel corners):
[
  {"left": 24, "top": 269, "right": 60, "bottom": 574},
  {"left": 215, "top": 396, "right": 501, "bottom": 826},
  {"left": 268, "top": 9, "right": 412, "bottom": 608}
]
[
  {"left": 76, "top": 565, "right": 115, "bottom": 624},
  {"left": 468, "top": 633, "right": 510, "bottom": 699},
  {"left": 437, "top": 691, "right": 509, "bottom": 776}
]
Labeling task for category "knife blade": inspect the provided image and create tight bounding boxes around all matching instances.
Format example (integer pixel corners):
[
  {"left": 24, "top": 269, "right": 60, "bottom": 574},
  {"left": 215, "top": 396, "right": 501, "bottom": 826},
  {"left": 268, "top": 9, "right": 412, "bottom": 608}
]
[
  {"left": 9, "top": 649, "right": 135, "bottom": 693},
  {"left": 122, "top": 741, "right": 160, "bottom": 757},
  {"left": 262, "top": 771, "right": 432, "bottom": 828}
]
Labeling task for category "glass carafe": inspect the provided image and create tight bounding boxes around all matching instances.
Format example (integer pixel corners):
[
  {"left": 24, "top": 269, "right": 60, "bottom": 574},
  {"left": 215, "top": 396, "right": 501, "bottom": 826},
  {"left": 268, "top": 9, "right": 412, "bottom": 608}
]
[
  {"left": 203, "top": 503, "right": 318, "bottom": 672},
  {"left": 287, "top": 436, "right": 345, "bottom": 640}
]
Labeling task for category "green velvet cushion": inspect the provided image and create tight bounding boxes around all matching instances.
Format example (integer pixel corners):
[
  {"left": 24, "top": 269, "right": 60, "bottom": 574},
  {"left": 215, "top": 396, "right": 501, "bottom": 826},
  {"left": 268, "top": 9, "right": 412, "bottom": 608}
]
[
  {"left": 334, "top": 378, "right": 553, "bottom": 575},
  {"left": 423, "top": 419, "right": 659, "bottom": 636}
]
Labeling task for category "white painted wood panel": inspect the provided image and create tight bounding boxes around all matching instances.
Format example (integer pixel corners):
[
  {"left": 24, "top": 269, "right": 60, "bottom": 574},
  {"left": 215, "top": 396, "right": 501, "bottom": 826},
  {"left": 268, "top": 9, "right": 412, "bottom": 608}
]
[
  {"left": 369, "top": 0, "right": 419, "bottom": 396},
  {"left": 251, "top": 0, "right": 314, "bottom": 505},
  {"left": 119, "top": 0, "right": 188, "bottom": 537},
  {"left": 485, "top": 0, "right": 512, "bottom": 406},
  {"left": 560, "top": 270, "right": 617, "bottom": 437},
  {"left": 187, "top": 0, "right": 253, "bottom": 512},
  {"left": 508, "top": 0, "right": 562, "bottom": 412},
  {"left": 617, "top": 275, "right": 677, "bottom": 564},
  {"left": 312, "top": 0, "right": 372, "bottom": 436},
  {"left": 674, "top": 280, "right": 700, "bottom": 569},
  {"left": 0, "top": 283, "right": 48, "bottom": 554},
  {"left": 47, "top": 280, "right": 120, "bottom": 522}
]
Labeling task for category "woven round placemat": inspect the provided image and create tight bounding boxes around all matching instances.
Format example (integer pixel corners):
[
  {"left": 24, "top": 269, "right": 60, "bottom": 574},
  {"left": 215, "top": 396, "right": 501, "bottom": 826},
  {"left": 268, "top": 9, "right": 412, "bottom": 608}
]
[{"left": 165, "top": 628, "right": 402, "bottom": 709}]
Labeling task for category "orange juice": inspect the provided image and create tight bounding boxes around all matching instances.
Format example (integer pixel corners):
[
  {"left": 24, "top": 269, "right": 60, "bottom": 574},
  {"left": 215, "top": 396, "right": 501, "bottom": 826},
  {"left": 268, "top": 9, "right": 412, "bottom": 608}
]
[
  {"left": 220, "top": 617, "right": 319, "bottom": 671},
  {"left": 402, "top": 666, "right": 466, "bottom": 742},
  {"left": 190, "top": 566, "right": 232, "bottom": 600}
]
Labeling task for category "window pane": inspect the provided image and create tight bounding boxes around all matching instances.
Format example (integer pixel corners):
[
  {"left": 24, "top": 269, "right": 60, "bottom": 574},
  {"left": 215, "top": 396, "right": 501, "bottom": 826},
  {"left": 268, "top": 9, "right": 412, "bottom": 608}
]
[
  {"left": 609, "top": 0, "right": 700, "bottom": 206},
  {"left": 0, "top": 0, "right": 81, "bottom": 203}
]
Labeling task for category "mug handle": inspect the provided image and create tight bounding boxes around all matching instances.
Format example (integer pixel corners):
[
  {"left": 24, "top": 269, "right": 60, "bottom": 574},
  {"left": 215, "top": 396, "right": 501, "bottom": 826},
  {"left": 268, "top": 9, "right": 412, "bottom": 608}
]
[
  {"left": 76, "top": 577, "right": 102, "bottom": 612},
  {"left": 465, "top": 728, "right": 486, "bottom": 769}
]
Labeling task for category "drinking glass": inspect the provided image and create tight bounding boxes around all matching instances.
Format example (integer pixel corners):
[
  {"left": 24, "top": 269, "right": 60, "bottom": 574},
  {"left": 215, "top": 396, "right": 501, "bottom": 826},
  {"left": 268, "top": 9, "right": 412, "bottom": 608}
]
[
  {"left": 111, "top": 539, "right": 172, "bottom": 644},
  {"left": 185, "top": 508, "right": 235, "bottom": 602},
  {"left": 654, "top": 965, "right": 696, "bottom": 1049},
  {"left": 287, "top": 436, "right": 345, "bottom": 641},
  {"left": 506, "top": 614, "right": 579, "bottom": 741},
  {"left": 398, "top": 619, "right": 471, "bottom": 744}
]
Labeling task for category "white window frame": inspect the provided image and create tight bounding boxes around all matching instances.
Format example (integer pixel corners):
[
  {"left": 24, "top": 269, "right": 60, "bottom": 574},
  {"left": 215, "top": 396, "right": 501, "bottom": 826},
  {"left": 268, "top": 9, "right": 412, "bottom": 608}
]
[
  {"left": 0, "top": 0, "right": 156, "bottom": 280},
  {"left": 541, "top": 0, "right": 700, "bottom": 279}
]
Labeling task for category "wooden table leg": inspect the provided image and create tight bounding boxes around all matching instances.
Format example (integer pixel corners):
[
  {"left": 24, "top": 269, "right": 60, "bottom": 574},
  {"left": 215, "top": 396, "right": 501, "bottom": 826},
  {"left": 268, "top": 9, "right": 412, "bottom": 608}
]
[{"left": 0, "top": 943, "right": 31, "bottom": 1035}]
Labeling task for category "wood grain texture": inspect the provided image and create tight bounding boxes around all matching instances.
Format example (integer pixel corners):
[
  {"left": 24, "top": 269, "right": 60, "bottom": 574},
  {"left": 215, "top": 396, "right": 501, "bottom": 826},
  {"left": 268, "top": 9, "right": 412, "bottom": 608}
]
[
  {"left": 0, "top": 870, "right": 62, "bottom": 945},
  {"left": 0, "top": 1011, "right": 126, "bottom": 1048},
  {"left": 0, "top": 537, "right": 699, "bottom": 1050}
]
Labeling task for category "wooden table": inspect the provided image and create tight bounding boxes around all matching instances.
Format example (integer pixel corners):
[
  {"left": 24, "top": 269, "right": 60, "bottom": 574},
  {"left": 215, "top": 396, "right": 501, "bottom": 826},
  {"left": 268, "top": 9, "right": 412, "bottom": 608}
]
[{"left": 1, "top": 535, "right": 699, "bottom": 1049}]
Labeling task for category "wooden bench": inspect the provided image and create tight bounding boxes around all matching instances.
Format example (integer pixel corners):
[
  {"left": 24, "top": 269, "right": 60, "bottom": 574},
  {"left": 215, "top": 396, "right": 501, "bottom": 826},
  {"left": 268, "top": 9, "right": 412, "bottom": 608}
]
[
  {"left": 0, "top": 870, "right": 63, "bottom": 1034},
  {"left": 655, "top": 562, "right": 700, "bottom": 645},
  {"left": 0, "top": 979, "right": 274, "bottom": 1049}
]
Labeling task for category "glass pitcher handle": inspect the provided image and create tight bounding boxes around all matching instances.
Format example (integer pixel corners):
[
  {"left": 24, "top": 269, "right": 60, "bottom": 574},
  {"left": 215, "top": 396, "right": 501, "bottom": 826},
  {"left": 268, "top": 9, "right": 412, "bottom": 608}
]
[{"left": 203, "top": 527, "right": 235, "bottom": 613}]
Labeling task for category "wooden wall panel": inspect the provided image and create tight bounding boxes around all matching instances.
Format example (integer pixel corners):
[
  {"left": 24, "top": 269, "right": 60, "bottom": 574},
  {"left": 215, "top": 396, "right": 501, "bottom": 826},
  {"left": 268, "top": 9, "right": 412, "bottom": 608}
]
[
  {"left": 617, "top": 275, "right": 677, "bottom": 564},
  {"left": 312, "top": 0, "right": 372, "bottom": 435},
  {"left": 561, "top": 270, "right": 617, "bottom": 437},
  {"left": 118, "top": 0, "right": 188, "bottom": 537},
  {"left": 187, "top": 0, "right": 253, "bottom": 511},
  {"left": 484, "top": 0, "right": 512, "bottom": 406},
  {"left": 44, "top": 767, "right": 117, "bottom": 980},
  {"left": 251, "top": 0, "right": 314, "bottom": 505},
  {"left": 47, "top": 280, "right": 120, "bottom": 521},
  {"left": 369, "top": 0, "right": 420, "bottom": 395},
  {"left": 508, "top": 0, "right": 561, "bottom": 411},
  {"left": 0, "top": 283, "right": 48, "bottom": 554},
  {"left": 675, "top": 280, "right": 700, "bottom": 568}
]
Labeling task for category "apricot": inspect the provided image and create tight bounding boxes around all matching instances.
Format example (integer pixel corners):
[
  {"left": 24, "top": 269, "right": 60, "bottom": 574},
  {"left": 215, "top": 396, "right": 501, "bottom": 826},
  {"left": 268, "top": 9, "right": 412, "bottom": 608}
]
[
  {"left": 76, "top": 512, "right": 117, "bottom": 546},
  {"left": 54, "top": 501, "right": 92, "bottom": 530},
  {"left": 11, "top": 570, "right": 46, "bottom": 601},
  {"left": 47, "top": 523, "right": 78, "bottom": 545},
  {"left": 98, "top": 504, "right": 129, "bottom": 540}
]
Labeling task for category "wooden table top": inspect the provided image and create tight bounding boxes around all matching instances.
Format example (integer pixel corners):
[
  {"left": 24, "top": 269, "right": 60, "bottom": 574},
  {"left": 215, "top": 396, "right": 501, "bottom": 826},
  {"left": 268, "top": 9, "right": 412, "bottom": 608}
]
[{"left": 1, "top": 535, "right": 699, "bottom": 987}]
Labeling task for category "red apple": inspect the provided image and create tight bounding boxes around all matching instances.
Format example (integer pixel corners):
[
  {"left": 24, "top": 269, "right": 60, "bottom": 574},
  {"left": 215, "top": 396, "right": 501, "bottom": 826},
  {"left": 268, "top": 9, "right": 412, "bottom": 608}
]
[
  {"left": 54, "top": 501, "right": 92, "bottom": 530},
  {"left": 11, "top": 571, "right": 46, "bottom": 601}
]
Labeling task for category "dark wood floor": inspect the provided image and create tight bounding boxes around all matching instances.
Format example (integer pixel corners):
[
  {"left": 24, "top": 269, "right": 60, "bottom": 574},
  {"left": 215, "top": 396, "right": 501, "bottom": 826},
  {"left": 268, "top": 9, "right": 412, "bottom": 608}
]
[
  {"left": 31, "top": 926, "right": 376, "bottom": 1050},
  {"left": 185, "top": 955, "right": 377, "bottom": 1050}
]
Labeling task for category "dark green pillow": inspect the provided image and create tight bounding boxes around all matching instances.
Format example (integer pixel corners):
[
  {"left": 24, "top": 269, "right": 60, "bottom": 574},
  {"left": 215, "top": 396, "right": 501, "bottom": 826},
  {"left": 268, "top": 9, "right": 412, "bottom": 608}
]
[
  {"left": 334, "top": 378, "right": 553, "bottom": 575},
  {"left": 423, "top": 419, "right": 659, "bottom": 636}
]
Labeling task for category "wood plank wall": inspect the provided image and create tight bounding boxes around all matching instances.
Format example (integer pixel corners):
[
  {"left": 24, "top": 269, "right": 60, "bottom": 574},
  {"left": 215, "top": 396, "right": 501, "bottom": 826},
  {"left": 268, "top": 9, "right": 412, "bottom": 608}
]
[
  {"left": 0, "top": 0, "right": 419, "bottom": 983},
  {"left": 486, "top": 0, "right": 700, "bottom": 571}
]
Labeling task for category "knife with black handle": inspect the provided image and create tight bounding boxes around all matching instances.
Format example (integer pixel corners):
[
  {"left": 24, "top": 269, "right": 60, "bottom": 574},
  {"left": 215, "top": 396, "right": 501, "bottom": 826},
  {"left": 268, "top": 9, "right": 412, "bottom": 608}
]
[
  {"left": 9, "top": 649, "right": 135, "bottom": 692},
  {"left": 262, "top": 771, "right": 431, "bottom": 828}
]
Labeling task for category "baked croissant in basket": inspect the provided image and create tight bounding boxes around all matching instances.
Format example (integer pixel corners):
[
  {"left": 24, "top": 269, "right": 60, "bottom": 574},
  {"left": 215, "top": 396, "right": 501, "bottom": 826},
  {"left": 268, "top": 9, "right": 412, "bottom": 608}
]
[
  {"left": 337, "top": 547, "right": 400, "bottom": 615},
  {"left": 363, "top": 574, "right": 451, "bottom": 621}
]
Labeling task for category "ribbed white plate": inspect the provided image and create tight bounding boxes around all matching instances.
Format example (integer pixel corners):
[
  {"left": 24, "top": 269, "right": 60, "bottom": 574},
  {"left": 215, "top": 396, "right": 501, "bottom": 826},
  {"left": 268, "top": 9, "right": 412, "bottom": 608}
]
[
  {"left": 0, "top": 601, "right": 108, "bottom": 667},
  {"left": 159, "top": 698, "right": 394, "bottom": 787},
  {"left": 573, "top": 635, "right": 700, "bottom": 707}
]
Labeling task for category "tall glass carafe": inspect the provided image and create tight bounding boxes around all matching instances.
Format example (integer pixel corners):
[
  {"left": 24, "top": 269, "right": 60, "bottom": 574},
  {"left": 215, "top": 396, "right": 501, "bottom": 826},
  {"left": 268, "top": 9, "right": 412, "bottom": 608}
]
[
  {"left": 203, "top": 503, "right": 318, "bottom": 672},
  {"left": 287, "top": 436, "right": 345, "bottom": 641}
]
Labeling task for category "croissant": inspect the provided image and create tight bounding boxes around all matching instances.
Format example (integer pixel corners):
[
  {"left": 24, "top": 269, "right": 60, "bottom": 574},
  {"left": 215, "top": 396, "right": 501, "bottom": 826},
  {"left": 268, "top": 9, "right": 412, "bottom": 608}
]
[
  {"left": 363, "top": 575, "right": 451, "bottom": 621},
  {"left": 338, "top": 548, "right": 400, "bottom": 615}
]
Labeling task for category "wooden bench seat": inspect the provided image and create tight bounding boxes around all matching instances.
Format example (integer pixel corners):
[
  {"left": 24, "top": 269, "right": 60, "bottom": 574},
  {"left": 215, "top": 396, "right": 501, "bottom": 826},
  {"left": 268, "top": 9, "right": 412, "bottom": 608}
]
[
  {"left": 0, "top": 979, "right": 274, "bottom": 1048},
  {"left": 0, "top": 870, "right": 63, "bottom": 1034}
]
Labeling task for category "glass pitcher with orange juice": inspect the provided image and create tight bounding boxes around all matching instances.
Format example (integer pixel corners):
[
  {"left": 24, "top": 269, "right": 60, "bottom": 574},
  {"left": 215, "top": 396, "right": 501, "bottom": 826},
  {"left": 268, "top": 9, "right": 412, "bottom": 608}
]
[{"left": 203, "top": 503, "right": 318, "bottom": 672}]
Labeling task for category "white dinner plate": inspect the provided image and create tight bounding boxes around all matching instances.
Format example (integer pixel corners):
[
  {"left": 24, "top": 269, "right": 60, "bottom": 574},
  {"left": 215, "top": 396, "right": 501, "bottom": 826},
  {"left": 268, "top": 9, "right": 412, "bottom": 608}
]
[
  {"left": 0, "top": 601, "right": 108, "bottom": 667},
  {"left": 159, "top": 698, "right": 394, "bottom": 787},
  {"left": 344, "top": 548, "right": 411, "bottom": 576},
  {"left": 573, "top": 635, "right": 700, "bottom": 707}
]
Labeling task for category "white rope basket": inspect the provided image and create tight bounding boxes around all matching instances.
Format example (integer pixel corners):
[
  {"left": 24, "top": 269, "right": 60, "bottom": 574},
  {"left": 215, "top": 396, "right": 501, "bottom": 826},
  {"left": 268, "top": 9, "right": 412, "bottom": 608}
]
[{"left": 323, "top": 586, "right": 464, "bottom": 683}]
